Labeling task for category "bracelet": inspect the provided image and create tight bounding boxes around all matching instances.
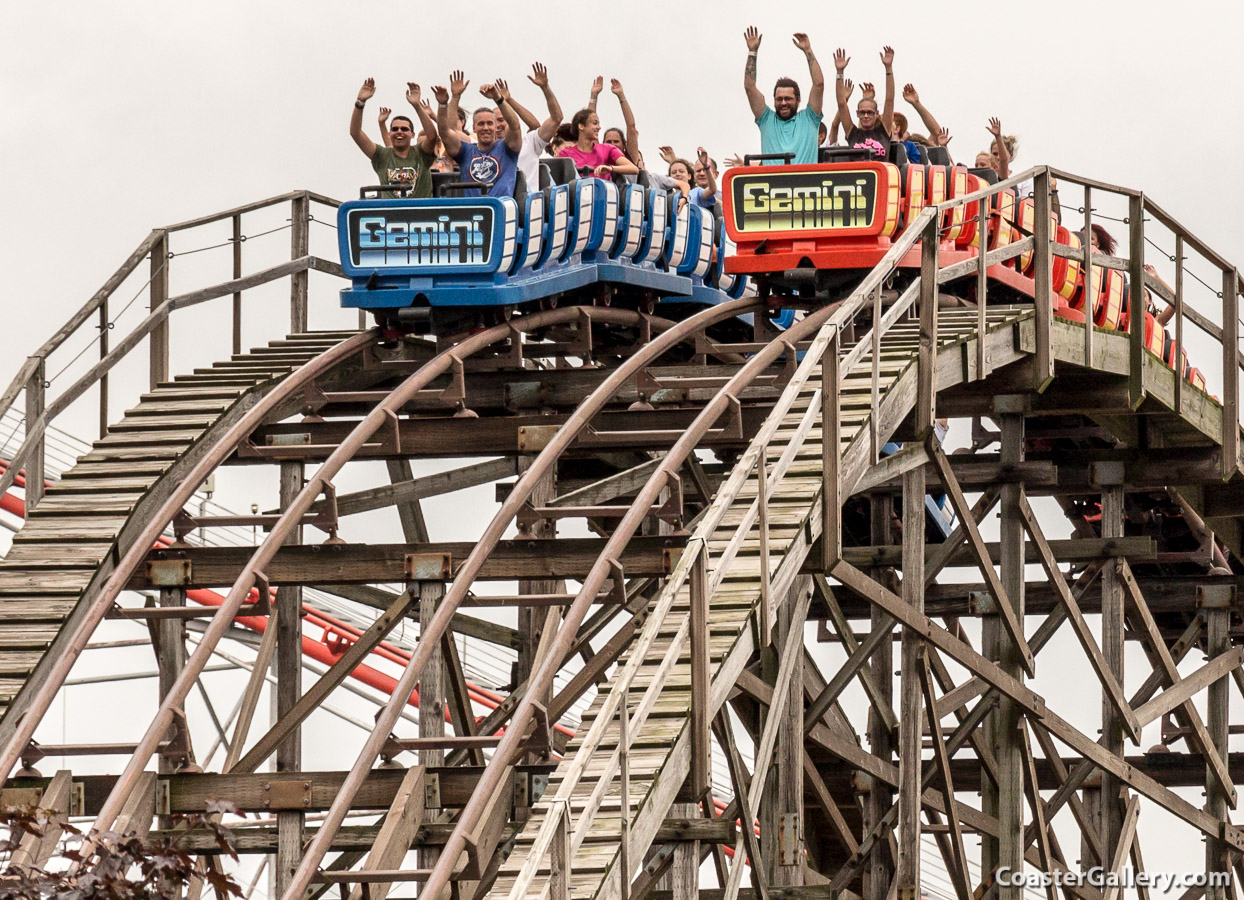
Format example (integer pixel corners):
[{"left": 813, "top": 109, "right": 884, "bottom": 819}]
[
  {"left": 355, "top": 99, "right": 366, "bottom": 109},
  {"left": 748, "top": 51, "right": 757, "bottom": 58}
]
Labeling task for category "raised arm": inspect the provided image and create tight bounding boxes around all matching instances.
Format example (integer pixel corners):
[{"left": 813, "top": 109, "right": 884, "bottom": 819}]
[
  {"left": 527, "top": 62, "right": 564, "bottom": 143},
  {"left": 743, "top": 26, "right": 766, "bottom": 120},
  {"left": 484, "top": 80, "right": 524, "bottom": 153},
  {"left": 793, "top": 33, "right": 824, "bottom": 117},
  {"left": 406, "top": 84, "right": 438, "bottom": 154},
  {"left": 588, "top": 76, "right": 603, "bottom": 111},
  {"left": 902, "top": 83, "right": 941, "bottom": 138},
  {"left": 879, "top": 46, "right": 896, "bottom": 134},
  {"left": 833, "top": 49, "right": 853, "bottom": 133},
  {"left": 350, "top": 78, "right": 378, "bottom": 157},
  {"left": 435, "top": 75, "right": 464, "bottom": 160},
  {"left": 610, "top": 79, "right": 641, "bottom": 164},
  {"left": 828, "top": 79, "right": 853, "bottom": 143},
  {"left": 697, "top": 147, "right": 717, "bottom": 200},
  {"left": 987, "top": 117, "right": 1009, "bottom": 177},
  {"left": 378, "top": 106, "right": 392, "bottom": 147},
  {"left": 497, "top": 84, "right": 540, "bottom": 132}
]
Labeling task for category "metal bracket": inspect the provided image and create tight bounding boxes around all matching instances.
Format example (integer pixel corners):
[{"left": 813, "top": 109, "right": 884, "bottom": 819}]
[
  {"left": 517, "top": 424, "right": 560, "bottom": 453},
  {"left": 777, "top": 812, "right": 802, "bottom": 865},
  {"left": 1092, "top": 460, "right": 1126, "bottom": 487},
  {"left": 156, "top": 779, "right": 171, "bottom": 817},
  {"left": 69, "top": 781, "right": 85, "bottom": 817},
  {"left": 968, "top": 590, "right": 998, "bottom": 616},
  {"left": 404, "top": 552, "right": 453, "bottom": 582},
  {"left": 261, "top": 779, "right": 313, "bottom": 810},
  {"left": 1197, "top": 584, "right": 1236, "bottom": 610},
  {"left": 146, "top": 558, "right": 192, "bottom": 587},
  {"left": 425, "top": 772, "right": 441, "bottom": 809}
]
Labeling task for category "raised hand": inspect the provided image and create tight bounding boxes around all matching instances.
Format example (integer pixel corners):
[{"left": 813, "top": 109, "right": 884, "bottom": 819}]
[
  {"left": 358, "top": 78, "right": 376, "bottom": 102},
  {"left": 724, "top": 153, "right": 745, "bottom": 167},
  {"left": 833, "top": 48, "right": 850, "bottom": 72},
  {"left": 792, "top": 32, "right": 813, "bottom": 54},
  {"left": 495, "top": 78, "right": 511, "bottom": 100},
  {"left": 610, "top": 78, "right": 626, "bottom": 98},
  {"left": 432, "top": 84, "right": 450, "bottom": 105},
  {"left": 861, "top": 81, "right": 876, "bottom": 99},
  {"left": 880, "top": 45, "right": 895, "bottom": 68},
  {"left": 697, "top": 146, "right": 710, "bottom": 166},
  {"left": 590, "top": 75, "right": 604, "bottom": 98},
  {"left": 744, "top": 26, "right": 762, "bottom": 52},
  {"left": 658, "top": 145, "right": 677, "bottom": 164},
  {"left": 528, "top": 61, "right": 549, "bottom": 88},
  {"left": 419, "top": 99, "right": 434, "bottom": 117},
  {"left": 479, "top": 83, "right": 502, "bottom": 102},
  {"left": 378, "top": 106, "right": 391, "bottom": 124},
  {"left": 935, "top": 127, "right": 953, "bottom": 147},
  {"left": 843, "top": 78, "right": 855, "bottom": 99},
  {"left": 405, "top": 83, "right": 421, "bottom": 106},
  {"left": 986, "top": 117, "right": 1002, "bottom": 137},
  {"left": 902, "top": 82, "right": 919, "bottom": 104},
  {"left": 449, "top": 70, "right": 469, "bottom": 97}
]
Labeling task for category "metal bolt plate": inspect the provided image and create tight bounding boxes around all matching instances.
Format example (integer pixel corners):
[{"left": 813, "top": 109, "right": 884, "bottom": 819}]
[
  {"left": 261, "top": 779, "right": 312, "bottom": 809},
  {"left": 146, "top": 559, "right": 192, "bottom": 587}
]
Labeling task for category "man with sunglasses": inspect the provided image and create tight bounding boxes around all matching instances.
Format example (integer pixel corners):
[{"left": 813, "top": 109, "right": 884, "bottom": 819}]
[
  {"left": 742, "top": 26, "right": 824, "bottom": 165},
  {"left": 833, "top": 46, "right": 896, "bottom": 159},
  {"left": 351, "top": 78, "right": 438, "bottom": 198}
]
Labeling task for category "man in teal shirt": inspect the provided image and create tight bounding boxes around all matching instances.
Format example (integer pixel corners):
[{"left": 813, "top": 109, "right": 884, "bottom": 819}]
[{"left": 743, "top": 26, "right": 825, "bottom": 165}]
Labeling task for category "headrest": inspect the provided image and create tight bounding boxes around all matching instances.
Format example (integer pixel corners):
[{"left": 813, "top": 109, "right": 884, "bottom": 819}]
[{"left": 544, "top": 157, "right": 578, "bottom": 186}]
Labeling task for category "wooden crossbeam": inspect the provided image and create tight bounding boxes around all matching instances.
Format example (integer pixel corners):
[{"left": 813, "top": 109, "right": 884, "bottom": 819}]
[{"left": 917, "top": 657, "right": 972, "bottom": 900}]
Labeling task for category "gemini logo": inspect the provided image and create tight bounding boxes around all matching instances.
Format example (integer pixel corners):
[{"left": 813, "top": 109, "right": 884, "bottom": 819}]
[
  {"left": 348, "top": 205, "right": 495, "bottom": 268},
  {"left": 730, "top": 169, "right": 878, "bottom": 233}
]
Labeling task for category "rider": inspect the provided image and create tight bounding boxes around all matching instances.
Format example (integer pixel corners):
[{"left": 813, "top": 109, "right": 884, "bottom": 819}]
[
  {"left": 436, "top": 70, "right": 524, "bottom": 198},
  {"left": 742, "top": 27, "right": 825, "bottom": 165},
  {"left": 350, "top": 78, "right": 438, "bottom": 197}
]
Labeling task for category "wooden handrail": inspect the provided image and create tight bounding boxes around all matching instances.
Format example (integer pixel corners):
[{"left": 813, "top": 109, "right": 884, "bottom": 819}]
[{"left": 162, "top": 189, "right": 339, "bottom": 233}]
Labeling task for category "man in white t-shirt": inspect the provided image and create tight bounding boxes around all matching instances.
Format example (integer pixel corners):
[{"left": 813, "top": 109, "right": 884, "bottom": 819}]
[{"left": 493, "top": 62, "right": 564, "bottom": 191}]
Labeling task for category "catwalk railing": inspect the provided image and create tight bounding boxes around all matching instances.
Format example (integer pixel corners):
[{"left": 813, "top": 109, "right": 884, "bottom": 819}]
[{"left": 0, "top": 189, "right": 343, "bottom": 508}]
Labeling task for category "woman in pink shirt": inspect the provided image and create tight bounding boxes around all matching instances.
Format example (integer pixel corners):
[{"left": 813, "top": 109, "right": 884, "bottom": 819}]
[{"left": 557, "top": 108, "right": 639, "bottom": 180}]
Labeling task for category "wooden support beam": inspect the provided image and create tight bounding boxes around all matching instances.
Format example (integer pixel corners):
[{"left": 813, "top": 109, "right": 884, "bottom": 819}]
[
  {"left": 896, "top": 462, "right": 925, "bottom": 890},
  {"left": 10, "top": 770, "right": 72, "bottom": 869},
  {"left": 1102, "top": 795, "right": 1141, "bottom": 900},
  {"left": 831, "top": 559, "right": 1244, "bottom": 852},
  {"left": 1133, "top": 648, "right": 1243, "bottom": 727},
  {"left": 802, "top": 616, "right": 894, "bottom": 734},
  {"left": 1026, "top": 722, "right": 1105, "bottom": 869},
  {"left": 1117, "top": 560, "right": 1236, "bottom": 808},
  {"left": 231, "top": 590, "right": 414, "bottom": 775},
  {"left": 306, "top": 457, "right": 519, "bottom": 517},
  {"left": 441, "top": 630, "right": 485, "bottom": 768},
  {"left": 927, "top": 439, "right": 1034, "bottom": 676},
  {"left": 801, "top": 754, "right": 859, "bottom": 858},
  {"left": 1016, "top": 494, "right": 1139, "bottom": 743},
  {"left": 812, "top": 575, "right": 897, "bottom": 733},
  {"left": 1018, "top": 724, "right": 1058, "bottom": 900},
  {"left": 113, "top": 769, "right": 157, "bottom": 841},
  {"left": 349, "top": 767, "right": 425, "bottom": 900},
  {"left": 276, "top": 460, "right": 305, "bottom": 899},
  {"left": 917, "top": 658, "right": 971, "bottom": 900},
  {"left": 715, "top": 710, "right": 770, "bottom": 900}
]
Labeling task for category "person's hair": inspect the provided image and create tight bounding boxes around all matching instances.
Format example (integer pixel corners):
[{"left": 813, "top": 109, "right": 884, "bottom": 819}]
[
  {"left": 565, "top": 108, "right": 596, "bottom": 142},
  {"left": 773, "top": 77, "right": 800, "bottom": 103},
  {"left": 669, "top": 158, "right": 695, "bottom": 180},
  {"left": 546, "top": 137, "right": 566, "bottom": 157},
  {"left": 892, "top": 112, "right": 908, "bottom": 136},
  {"left": 556, "top": 122, "right": 577, "bottom": 144},
  {"left": 858, "top": 97, "right": 879, "bottom": 111},
  {"left": 1002, "top": 134, "right": 1018, "bottom": 158},
  {"left": 603, "top": 127, "right": 625, "bottom": 145},
  {"left": 908, "top": 133, "right": 929, "bottom": 145},
  {"left": 1090, "top": 224, "right": 1117, "bottom": 256},
  {"left": 472, "top": 108, "right": 496, "bottom": 126},
  {"left": 390, "top": 115, "right": 414, "bottom": 130},
  {"left": 456, "top": 107, "right": 467, "bottom": 124}
]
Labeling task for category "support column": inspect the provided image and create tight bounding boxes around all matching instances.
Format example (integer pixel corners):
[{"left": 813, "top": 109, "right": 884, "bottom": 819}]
[
  {"left": 275, "top": 462, "right": 304, "bottom": 898},
  {"left": 896, "top": 466, "right": 925, "bottom": 891},
  {"left": 1098, "top": 480, "right": 1125, "bottom": 867},
  {"left": 154, "top": 587, "right": 187, "bottom": 831},
  {"left": 24, "top": 357, "right": 45, "bottom": 510},
  {"left": 149, "top": 232, "right": 169, "bottom": 390},
  {"left": 1206, "top": 602, "right": 1231, "bottom": 897},
  {"left": 866, "top": 494, "right": 895, "bottom": 900},
  {"left": 996, "top": 404, "right": 1025, "bottom": 899},
  {"left": 517, "top": 465, "right": 559, "bottom": 766},
  {"left": 761, "top": 577, "right": 808, "bottom": 886},
  {"left": 670, "top": 801, "right": 700, "bottom": 900},
  {"left": 290, "top": 193, "right": 309, "bottom": 334}
]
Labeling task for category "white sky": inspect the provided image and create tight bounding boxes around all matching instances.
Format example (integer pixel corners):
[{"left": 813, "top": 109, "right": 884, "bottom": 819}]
[{"left": 2, "top": 0, "right": 1242, "bottom": 891}]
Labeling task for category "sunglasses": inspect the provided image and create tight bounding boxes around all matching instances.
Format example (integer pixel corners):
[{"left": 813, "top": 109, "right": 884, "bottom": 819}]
[
  {"left": 856, "top": 109, "right": 877, "bottom": 116},
  {"left": 390, "top": 126, "right": 413, "bottom": 132}
]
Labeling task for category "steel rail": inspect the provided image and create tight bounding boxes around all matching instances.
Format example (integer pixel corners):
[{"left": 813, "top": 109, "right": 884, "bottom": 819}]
[
  {"left": 279, "top": 297, "right": 763, "bottom": 898},
  {"left": 0, "top": 329, "right": 377, "bottom": 785},
  {"left": 86, "top": 303, "right": 739, "bottom": 851},
  {"left": 491, "top": 209, "right": 942, "bottom": 900}
]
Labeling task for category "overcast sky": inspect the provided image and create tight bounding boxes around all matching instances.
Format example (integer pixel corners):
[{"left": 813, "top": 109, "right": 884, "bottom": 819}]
[{"left": 2, "top": 0, "right": 1241, "bottom": 890}]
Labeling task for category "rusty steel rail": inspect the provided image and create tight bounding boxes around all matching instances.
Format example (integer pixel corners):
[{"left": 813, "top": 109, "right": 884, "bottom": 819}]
[
  {"left": 0, "top": 328, "right": 376, "bottom": 786},
  {"left": 82, "top": 302, "right": 758, "bottom": 850}
]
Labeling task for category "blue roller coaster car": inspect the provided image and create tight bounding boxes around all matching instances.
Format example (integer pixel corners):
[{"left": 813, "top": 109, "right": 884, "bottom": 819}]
[{"left": 337, "top": 162, "right": 787, "bottom": 335}]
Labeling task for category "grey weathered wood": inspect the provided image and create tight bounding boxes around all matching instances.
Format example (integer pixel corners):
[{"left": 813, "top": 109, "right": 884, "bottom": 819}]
[
  {"left": 290, "top": 193, "right": 310, "bottom": 333},
  {"left": 689, "top": 547, "right": 710, "bottom": 799},
  {"left": 917, "top": 661, "right": 970, "bottom": 900},
  {"left": 1128, "top": 194, "right": 1146, "bottom": 407},
  {"left": 895, "top": 463, "right": 924, "bottom": 890},
  {"left": 349, "top": 766, "right": 425, "bottom": 900},
  {"left": 9, "top": 769, "right": 72, "bottom": 869},
  {"left": 276, "top": 461, "right": 305, "bottom": 899},
  {"left": 113, "top": 769, "right": 157, "bottom": 840},
  {"left": 918, "top": 217, "right": 939, "bottom": 431},
  {"left": 149, "top": 232, "right": 169, "bottom": 390},
  {"left": 24, "top": 358, "right": 45, "bottom": 510},
  {"left": 821, "top": 331, "right": 840, "bottom": 572},
  {"left": 232, "top": 214, "right": 243, "bottom": 355},
  {"left": 1083, "top": 187, "right": 1094, "bottom": 370},
  {"left": 1206, "top": 600, "right": 1232, "bottom": 898},
  {"left": 1223, "top": 267, "right": 1239, "bottom": 480},
  {"left": 1032, "top": 169, "right": 1054, "bottom": 390}
]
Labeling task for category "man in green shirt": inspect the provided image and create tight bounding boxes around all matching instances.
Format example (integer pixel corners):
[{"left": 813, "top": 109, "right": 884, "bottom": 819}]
[{"left": 350, "top": 78, "right": 438, "bottom": 197}]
